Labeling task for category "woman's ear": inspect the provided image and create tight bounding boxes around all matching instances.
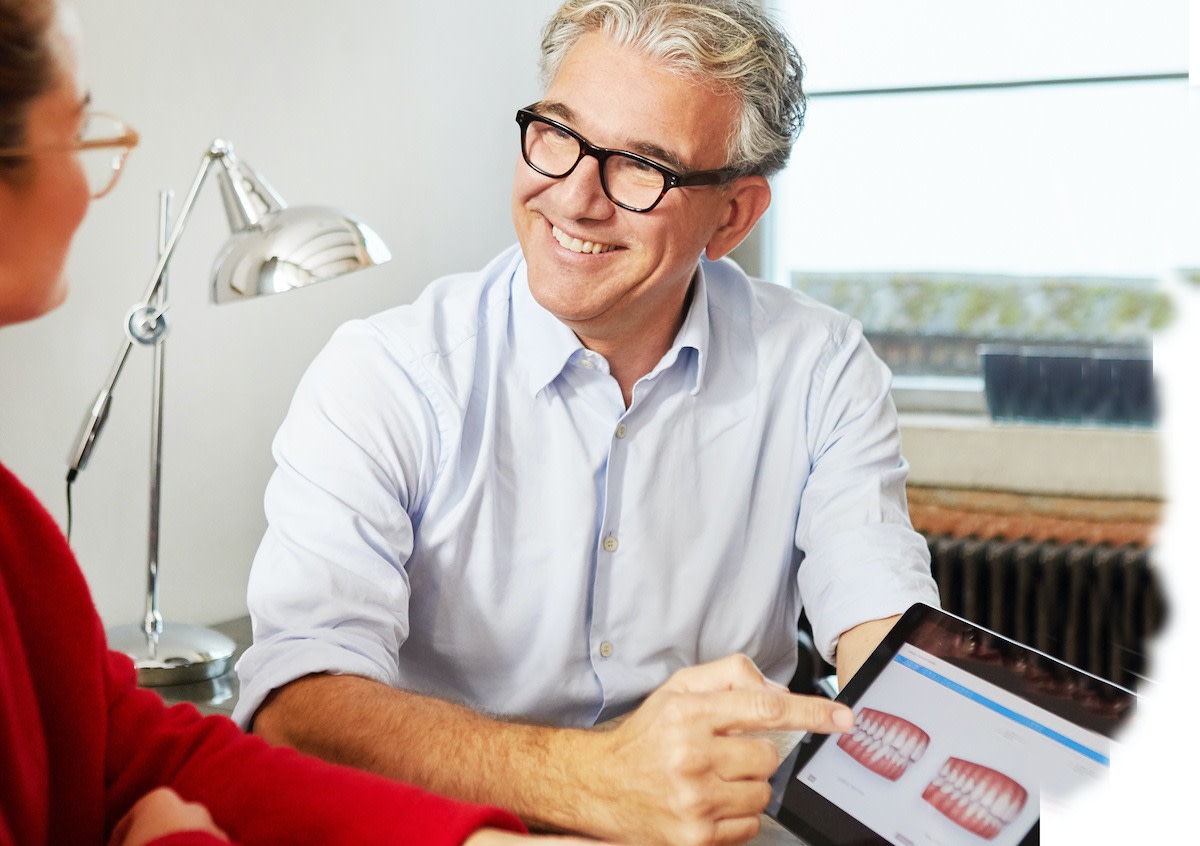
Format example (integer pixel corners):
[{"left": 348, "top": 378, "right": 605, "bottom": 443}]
[{"left": 704, "top": 175, "right": 771, "bottom": 262}]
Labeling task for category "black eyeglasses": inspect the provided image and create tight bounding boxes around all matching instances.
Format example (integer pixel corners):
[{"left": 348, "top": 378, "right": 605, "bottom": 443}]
[{"left": 515, "top": 107, "right": 741, "bottom": 213}]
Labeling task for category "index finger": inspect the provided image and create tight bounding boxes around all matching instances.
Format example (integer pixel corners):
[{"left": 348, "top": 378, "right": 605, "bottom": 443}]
[{"left": 698, "top": 688, "right": 855, "bottom": 735}]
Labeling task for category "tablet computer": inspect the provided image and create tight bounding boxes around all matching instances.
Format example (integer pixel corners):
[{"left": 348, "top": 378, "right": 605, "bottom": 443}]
[{"left": 767, "top": 602, "right": 1136, "bottom": 846}]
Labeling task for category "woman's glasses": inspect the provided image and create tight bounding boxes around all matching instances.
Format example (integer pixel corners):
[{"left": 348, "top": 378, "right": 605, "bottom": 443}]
[{"left": 0, "top": 111, "right": 139, "bottom": 199}]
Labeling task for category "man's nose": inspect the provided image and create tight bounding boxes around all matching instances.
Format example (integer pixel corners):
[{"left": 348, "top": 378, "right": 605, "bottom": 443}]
[{"left": 554, "top": 151, "right": 615, "bottom": 220}]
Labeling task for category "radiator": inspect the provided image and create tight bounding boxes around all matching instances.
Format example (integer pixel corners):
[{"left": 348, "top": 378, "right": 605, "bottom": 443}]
[{"left": 926, "top": 534, "right": 1168, "bottom": 690}]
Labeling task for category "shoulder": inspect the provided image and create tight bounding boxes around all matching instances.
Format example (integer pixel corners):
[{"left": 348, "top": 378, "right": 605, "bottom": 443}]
[
  {"left": 356, "top": 244, "right": 523, "bottom": 363},
  {"left": 284, "top": 246, "right": 525, "bottom": 445},
  {"left": 703, "top": 256, "right": 863, "bottom": 353},
  {"left": 0, "top": 463, "right": 71, "bottom": 563},
  {"left": 296, "top": 245, "right": 522, "bottom": 389}
]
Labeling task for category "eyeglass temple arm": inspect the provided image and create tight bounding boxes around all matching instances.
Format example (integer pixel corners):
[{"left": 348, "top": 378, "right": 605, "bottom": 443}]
[{"left": 66, "top": 141, "right": 248, "bottom": 480}]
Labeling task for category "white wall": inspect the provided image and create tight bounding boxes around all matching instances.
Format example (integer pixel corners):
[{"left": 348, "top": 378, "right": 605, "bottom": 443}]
[{"left": 0, "top": 0, "right": 559, "bottom": 628}]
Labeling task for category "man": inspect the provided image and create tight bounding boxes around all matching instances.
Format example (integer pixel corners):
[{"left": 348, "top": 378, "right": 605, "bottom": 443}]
[{"left": 235, "top": 2, "right": 939, "bottom": 844}]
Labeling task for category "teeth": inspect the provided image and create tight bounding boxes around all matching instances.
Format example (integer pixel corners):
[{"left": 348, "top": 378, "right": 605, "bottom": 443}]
[
  {"left": 552, "top": 225, "right": 616, "bottom": 255},
  {"left": 922, "top": 758, "right": 1029, "bottom": 838}
]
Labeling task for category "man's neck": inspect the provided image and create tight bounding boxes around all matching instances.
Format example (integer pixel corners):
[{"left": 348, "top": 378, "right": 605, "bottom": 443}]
[{"left": 573, "top": 279, "right": 696, "bottom": 408}]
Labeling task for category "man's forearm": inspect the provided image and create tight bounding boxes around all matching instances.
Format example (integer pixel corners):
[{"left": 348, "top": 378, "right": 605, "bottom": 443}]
[
  {"left": 251, "top": 673, "right": 599, "bottom": 834},
  {"left": 252, "top": 659, "right": 858, "bottom": 846},
  {"left": 834, "top": 615, "right": 900, "bottom": 689}
]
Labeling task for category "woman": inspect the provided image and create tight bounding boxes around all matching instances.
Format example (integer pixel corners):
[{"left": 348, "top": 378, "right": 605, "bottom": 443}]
[{"left": 0, "top": 2, "right": 611, "bottom": 845}]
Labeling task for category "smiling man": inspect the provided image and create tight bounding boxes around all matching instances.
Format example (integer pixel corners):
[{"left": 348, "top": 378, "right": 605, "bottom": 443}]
[{"left": 236, "top": 2, "right": 939, "bottom": 845}]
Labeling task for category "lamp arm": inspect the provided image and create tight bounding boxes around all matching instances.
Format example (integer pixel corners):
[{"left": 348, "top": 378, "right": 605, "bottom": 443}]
[{"left": 66, "top": 143, "right": 227, "bottom": 481}]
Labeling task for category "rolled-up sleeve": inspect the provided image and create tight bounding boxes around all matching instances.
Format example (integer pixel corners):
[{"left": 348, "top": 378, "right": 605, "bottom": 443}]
[
  {"left": 794, "top": 319, "right": 940, "bottom": 664},
  {"left": 233, "top": 320, "right": 440, "bottom": 729}
]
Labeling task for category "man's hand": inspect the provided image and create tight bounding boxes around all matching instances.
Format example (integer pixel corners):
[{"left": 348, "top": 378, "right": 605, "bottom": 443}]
[
  {"left": 107, "top": 787, "right": 230, "bottom": 846},
  {"left": 576, "top": 654, "right": 854, "bottom": 846}
]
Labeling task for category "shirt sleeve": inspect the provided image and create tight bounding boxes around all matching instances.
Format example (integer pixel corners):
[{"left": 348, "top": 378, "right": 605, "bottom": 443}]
[
  {"left": 233, "top": 319, "right": 442, "bottom": 729},
  {"left": 105, "top": 650, "right": 525, "bottom": 846},
  {"left": 794, "top": 318, "right": 941, "bottom": 664}
]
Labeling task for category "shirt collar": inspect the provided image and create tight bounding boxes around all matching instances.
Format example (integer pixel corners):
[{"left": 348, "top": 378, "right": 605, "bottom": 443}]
[
  {"left": 511, "top": 262, "right": 584, "bottom": 396},
  {"left": 510, "top": 255, "right": 713, "bottom": 397},
  {"left": 674, "top": 260, "right": 711, "bottom": 395}
]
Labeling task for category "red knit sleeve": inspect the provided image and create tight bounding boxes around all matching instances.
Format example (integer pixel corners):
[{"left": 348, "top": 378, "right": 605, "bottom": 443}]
[
  {"left": 144, "top": 834, "right": 234, "bottom": 846},
  {"left": 102, "top": 651, "right": 525, "bottom": 846}
]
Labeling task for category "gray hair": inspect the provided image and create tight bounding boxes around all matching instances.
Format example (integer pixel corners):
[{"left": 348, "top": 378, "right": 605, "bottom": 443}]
[{"left": 539, "top": 0, "right": 806, "bottom": 177}]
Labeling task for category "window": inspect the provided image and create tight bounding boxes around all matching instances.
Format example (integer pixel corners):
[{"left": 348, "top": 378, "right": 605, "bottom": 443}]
[{"left": 764, "top": 0, "right": 1197, "bottom": 420}]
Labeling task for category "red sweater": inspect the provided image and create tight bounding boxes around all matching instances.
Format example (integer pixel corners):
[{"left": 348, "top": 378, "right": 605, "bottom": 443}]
[{"left": 0, "top": 462, "right": 525, "bottom": 846}]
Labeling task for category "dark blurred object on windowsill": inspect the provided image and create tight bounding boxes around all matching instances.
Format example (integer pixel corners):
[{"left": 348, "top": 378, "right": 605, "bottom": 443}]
[{"left": 978, "top": 344, "right": 1156, "bottom": 426}]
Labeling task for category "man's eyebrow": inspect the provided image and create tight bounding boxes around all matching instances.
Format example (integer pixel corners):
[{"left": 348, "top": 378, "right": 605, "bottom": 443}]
[
  {"left": 534, "top": 99, "right": 576, "bottom": 124},
  {"left": 533, "top": 99, "right": 689, "bottom": 173},
  {"left": 626, "top": 139, "right": 687, "bottom": 173}
]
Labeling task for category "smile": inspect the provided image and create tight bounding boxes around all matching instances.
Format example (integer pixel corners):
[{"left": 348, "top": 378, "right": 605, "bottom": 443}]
[
  {"left": 551, "top": 224, "right": 617, "bottom": 255},
  {"left": 836, "top": 708, "right": 930, "bottom": 782}
]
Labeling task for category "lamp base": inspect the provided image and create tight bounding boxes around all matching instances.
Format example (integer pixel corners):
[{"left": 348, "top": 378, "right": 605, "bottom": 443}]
[{"left": 107, "top": 621, "right": 237, "bottom": 687}]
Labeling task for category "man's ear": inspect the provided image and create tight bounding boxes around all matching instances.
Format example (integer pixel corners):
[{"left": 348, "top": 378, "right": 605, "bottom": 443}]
[{"left": 704, "top": 175, "right": 772, "bottom": 262}]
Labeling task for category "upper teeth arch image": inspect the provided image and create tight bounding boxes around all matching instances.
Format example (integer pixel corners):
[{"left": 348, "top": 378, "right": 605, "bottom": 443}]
[{"left": 835, "top": 707, "right": 931, "bottom": 781}]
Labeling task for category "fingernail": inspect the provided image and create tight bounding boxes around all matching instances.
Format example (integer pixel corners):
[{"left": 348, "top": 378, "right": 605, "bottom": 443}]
[{"left": 833, "top": 707, "right": 855, "bottom": 731}]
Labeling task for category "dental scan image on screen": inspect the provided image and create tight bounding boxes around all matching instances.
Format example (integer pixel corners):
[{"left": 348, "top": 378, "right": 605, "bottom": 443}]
[{"left": 793, "top": 643, "right": 1114, "bottom": 845}]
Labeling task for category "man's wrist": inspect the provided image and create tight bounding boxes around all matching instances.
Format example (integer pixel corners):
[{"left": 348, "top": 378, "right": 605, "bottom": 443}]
[{"left": 517, "top": 722, "right": 617, "bottom": 837}]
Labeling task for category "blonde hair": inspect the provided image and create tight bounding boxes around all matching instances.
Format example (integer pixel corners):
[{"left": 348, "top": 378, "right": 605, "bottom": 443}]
[{"left": 539, "top": 0, "right": 806, "bottom": 177}]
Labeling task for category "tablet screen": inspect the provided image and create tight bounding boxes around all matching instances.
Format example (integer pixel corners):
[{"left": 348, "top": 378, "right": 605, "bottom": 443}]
[{"left": 769, "top": 603, "right": 1135, "bottom": 846}]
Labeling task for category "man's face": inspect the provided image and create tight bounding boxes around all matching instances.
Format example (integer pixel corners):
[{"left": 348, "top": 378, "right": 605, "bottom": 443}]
[{"left": 511, "top": 31, "right": 743, "bottom": 350}]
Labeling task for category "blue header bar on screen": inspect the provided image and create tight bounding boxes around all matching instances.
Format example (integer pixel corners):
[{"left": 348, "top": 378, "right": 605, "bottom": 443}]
[{"left": 893, "top": 654, "right": 1110, "bottom": 766}]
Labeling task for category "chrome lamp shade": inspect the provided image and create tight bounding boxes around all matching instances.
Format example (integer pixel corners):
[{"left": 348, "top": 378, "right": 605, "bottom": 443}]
[
  {"left": 72, "top": 139, "right": 390, "bottom": 687},
  {"left": 214, "top": 205, "right": 392, "bottom": 303},
  {"left": 209, "top": 142, "right": 390, "bottom": 303}
]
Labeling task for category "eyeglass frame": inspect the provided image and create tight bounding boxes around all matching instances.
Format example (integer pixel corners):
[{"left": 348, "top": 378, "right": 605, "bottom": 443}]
[
  {"left": 0, "top": 111, "right": 140, "bottom": 199},
  {"left": 515, "top": 106, "right": 743, "bottom": 213}
]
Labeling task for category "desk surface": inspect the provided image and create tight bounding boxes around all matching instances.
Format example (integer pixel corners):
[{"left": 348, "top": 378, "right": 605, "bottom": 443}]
[{"left": 147, "top": 616, "right": 804, "bottom": 844}]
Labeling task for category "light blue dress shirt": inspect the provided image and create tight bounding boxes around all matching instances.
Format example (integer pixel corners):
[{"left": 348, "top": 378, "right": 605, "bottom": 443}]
[{"left": 233, "top": 244, "right": 939, "bottom": 729}]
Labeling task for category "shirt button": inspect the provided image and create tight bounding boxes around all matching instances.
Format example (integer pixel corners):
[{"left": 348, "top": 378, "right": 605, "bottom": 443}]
[
  {"left": 599, "top": 641, "right": 614, "bottom": 658},
  {"left": 580, "top": 357, "right": 595, "bottom": 369},
  {"left": 615, "top": 423, "right": 628, "bottom": 439},
  {"left": 602, "top": 535, "right": 618, "bottom": 553}
]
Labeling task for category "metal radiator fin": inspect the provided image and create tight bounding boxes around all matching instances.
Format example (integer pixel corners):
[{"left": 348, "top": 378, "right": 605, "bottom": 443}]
[{"left": 927, "top": 534, "right": 1168, "bottom": 690}]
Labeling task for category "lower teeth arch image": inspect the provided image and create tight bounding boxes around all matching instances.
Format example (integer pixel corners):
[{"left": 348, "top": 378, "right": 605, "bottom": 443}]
[
  {"left": 835, "top": 707, "right": 930, "bottom": 781},
  {"left": 921, "top": 757, "right": 1028, "bottom": 840}
]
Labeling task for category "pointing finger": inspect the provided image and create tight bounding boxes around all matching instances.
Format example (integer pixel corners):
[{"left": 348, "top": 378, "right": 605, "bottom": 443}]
[{"left": 697, "top": 688, "right": 855, "bottom": 735}]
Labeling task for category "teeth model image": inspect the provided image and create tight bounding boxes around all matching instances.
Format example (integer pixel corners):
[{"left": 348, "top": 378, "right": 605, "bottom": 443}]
[
  {"left": 921, "top": 757, "right": 1028, "bottom": 840},
  {"left": 835, "top": 708, "right": 931, "bottom": 781}
]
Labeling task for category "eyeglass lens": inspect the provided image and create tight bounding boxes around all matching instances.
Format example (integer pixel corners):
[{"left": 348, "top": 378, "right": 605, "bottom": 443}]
[
  {"left": 78, "top": 113, "right": 132, "bottom": 199},
  {"left": 522, "top": 117, "right": 666, "bottom": 211}
]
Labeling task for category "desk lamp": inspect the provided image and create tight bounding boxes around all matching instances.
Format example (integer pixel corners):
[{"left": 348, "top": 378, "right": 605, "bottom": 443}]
[{"left": 67, "top": 139, "right": 391, "bottom": 686}]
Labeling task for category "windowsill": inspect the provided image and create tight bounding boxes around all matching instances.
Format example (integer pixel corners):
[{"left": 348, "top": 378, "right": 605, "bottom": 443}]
[{"left": 899, "top": 412, "right": 1164, "bottom": 500}]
